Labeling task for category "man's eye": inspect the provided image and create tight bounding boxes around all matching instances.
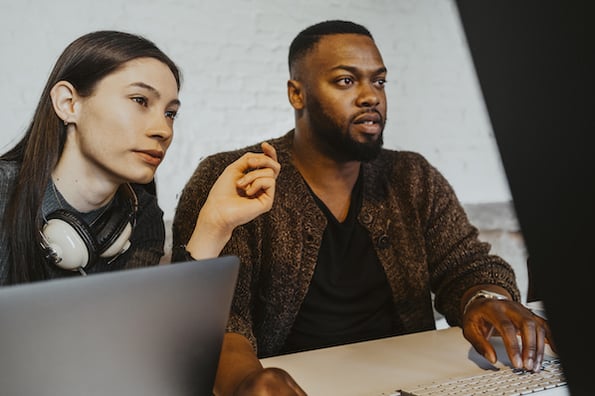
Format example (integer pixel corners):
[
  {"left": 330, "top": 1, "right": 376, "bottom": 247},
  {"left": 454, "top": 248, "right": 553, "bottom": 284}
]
[
  {"left": 337, "top": 77, "right": 354, "bottom": 86},
  {"left": 375, "top": 79, "right": 387, "bottom": 88},
  {"left": 132, "top": 97, "right": 148, "bottom": 106}
]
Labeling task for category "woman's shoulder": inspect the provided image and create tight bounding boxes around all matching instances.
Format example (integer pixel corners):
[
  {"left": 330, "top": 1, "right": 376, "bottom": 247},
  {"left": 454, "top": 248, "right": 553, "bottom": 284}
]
[
  {"left": 130, "top": 183, "right": 162, "bottom": 213},
  {"left": 0, "top": 160, "right": 20, "bottom": 177},
  {"left": 0, "top": 160, "right": 20, "bottom": 191}
]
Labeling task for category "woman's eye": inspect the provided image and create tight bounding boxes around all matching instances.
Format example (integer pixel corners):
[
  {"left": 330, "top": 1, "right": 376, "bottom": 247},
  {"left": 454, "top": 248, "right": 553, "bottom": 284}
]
[
  {"left": 165, "top": 110, "right": 178, "bottom": 120},
  {"left": 132, "top": 97, "right": 148, "bottom": 106}
]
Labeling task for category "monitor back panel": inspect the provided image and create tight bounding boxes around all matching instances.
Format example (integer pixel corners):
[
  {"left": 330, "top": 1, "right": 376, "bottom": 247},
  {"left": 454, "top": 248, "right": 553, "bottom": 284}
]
[{"left": 455, "top": 1, "right": 594, "bottom": 394}]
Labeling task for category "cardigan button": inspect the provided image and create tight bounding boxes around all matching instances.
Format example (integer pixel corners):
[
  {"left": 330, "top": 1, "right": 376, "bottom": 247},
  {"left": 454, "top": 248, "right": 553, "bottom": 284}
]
[{"left": 377, "top": 234, "right": 390, "bottom": 249}]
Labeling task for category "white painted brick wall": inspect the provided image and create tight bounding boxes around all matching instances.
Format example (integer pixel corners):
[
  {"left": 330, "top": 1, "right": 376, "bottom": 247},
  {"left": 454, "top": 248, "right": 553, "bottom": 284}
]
[
  {"left": 0, "top": 0, "right": 528, "bottom": 296},
  {"left": 0, "top": 0, "right": 512, "bottom": 219}
]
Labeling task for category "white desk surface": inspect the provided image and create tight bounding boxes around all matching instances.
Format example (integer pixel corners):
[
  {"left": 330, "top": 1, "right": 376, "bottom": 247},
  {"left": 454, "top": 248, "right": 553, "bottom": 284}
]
[{"left": 260, "top": 326, "right": 559, "bottom": 396}]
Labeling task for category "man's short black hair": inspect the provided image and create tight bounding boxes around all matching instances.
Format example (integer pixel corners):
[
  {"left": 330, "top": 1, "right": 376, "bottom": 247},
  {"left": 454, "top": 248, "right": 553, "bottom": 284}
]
[{"left": 288, "top": 20, "right": 374, "bottom": 75}]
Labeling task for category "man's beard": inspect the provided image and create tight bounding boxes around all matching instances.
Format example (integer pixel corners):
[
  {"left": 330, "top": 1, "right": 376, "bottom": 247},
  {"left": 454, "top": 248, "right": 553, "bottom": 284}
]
[{"left": 308, "top": 99, "right": 384, "bottom": 162}]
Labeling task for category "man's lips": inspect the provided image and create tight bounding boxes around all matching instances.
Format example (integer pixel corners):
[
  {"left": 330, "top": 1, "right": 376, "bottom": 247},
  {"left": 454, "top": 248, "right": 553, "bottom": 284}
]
[
  {"left": 135, "top": 150, "right": 164, "bottom": 166},
  {"left": 353, "top": 111, "right": 383, "bottom": 133}
]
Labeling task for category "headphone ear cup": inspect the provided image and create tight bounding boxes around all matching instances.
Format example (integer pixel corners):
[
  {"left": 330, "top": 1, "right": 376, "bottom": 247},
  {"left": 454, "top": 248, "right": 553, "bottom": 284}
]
[
  {"left": 42, "top": 210, "right": 96, "bottom": 270},
  {"left": 91, "top": 185, "right": 136, "bottom": 258},
  {"left": 99, "top": 222, "right": 132, "bottom": 258}
]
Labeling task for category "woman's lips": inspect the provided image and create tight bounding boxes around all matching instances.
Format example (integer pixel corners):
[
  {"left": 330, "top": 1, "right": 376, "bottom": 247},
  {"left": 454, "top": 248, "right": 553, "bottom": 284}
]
[{"left": 135, "top": 150, "right": 163, "bottom": 166}]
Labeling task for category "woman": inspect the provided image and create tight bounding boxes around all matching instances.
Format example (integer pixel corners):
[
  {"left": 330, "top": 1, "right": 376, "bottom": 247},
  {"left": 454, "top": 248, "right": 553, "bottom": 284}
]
[{"left": 0, "top": 30, "right": 279, "bottom": 285}]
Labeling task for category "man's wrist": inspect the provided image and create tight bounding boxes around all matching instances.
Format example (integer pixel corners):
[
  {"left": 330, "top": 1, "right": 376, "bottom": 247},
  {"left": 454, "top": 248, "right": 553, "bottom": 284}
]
[{"left": 463, "top": 289, "right": 509, "bottom": 315}]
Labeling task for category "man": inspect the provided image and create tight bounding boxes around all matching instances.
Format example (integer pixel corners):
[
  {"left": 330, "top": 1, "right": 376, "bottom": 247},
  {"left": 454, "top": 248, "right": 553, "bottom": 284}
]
[{"left": 172, "top": 20, "right": 554, "bottom": 395}]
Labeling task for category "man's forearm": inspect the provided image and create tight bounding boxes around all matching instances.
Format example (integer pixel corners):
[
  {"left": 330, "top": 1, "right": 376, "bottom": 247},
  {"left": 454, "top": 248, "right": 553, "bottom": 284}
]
[{"left": 213, "top": 332, "right": 263, "bottom": 396}]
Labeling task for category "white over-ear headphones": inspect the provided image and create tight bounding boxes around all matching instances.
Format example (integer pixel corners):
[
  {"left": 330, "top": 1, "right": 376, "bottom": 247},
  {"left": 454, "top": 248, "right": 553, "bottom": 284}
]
[{"left": 40, "top": 184, "right": 138, "bottom": 271}]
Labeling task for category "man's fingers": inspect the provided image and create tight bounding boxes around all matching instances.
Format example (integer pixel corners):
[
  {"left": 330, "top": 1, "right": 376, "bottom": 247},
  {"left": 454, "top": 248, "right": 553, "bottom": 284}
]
[
  {"left": 241, "top": 177, "right": 276, "bottom": 197},
  {"left": 238, "top": 167, "right": 277, "bottom": 187},
  {"left": 261, "top": 141, "right": 278, "bottom": 161}
]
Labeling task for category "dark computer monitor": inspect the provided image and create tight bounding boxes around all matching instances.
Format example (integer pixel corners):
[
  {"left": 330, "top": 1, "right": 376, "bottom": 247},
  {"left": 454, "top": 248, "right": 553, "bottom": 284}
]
[{"left": 455, "top": 1, "right": 593, "bottom": 394}]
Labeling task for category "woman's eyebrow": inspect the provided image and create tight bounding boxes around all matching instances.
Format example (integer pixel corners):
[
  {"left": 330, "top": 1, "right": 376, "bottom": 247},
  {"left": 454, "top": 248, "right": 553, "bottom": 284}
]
[
  {"left": 129, "top": 82, "right": 181, "bottom": 107},
  {"left": 129, "top": 81, "right": 160, "bottom": 97}
]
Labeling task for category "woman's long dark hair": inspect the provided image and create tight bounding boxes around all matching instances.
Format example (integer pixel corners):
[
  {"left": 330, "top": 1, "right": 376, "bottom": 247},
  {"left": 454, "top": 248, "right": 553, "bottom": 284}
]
[{"left": 1, "top": 30, "right": 181, "bottom": 284}]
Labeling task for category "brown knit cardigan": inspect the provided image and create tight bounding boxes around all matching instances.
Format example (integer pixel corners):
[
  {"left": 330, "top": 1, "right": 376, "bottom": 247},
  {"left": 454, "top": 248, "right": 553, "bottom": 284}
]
[{"left": 172, "top": 130, "right": 521, "bottom": 358}]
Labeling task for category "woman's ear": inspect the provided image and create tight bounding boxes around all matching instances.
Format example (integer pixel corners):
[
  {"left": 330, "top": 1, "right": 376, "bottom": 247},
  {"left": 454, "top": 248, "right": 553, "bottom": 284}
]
[
  {"left": 287, "top": 79, "right": 305, "bottom": 110},
  {"left": 50, "top": 81, "right": 78, "bottom": 125}
]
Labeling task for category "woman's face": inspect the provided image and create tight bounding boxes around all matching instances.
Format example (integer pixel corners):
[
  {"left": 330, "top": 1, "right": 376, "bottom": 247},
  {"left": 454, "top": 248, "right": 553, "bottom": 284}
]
[{"left": 70, "top": 57, "right": 180, "bottom": 185}]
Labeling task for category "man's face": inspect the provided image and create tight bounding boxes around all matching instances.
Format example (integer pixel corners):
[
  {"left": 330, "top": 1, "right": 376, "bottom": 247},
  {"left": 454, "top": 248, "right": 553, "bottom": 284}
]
[{"left": 298, "top": 34, "right": 387, "bottom": 162}]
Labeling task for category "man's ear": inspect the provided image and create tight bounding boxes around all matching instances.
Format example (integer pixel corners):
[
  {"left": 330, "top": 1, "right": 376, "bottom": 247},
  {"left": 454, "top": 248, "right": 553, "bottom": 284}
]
[
  {"left": 50, "top": 81, "right": 78, "bottom": 124},
  {"left": 287, "top": 79, "right": 305, "bottom": 110}
]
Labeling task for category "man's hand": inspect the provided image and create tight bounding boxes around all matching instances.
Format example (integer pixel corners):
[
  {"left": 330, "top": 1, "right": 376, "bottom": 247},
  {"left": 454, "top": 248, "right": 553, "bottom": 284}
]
[
  {"left": 462, "top": 297, "right": 556, "bottom": 372},
  {"left": 186, "top": 142, "right": 280, "bottom": 259},
  {"left": 234, "top": 367, "right": 307, "bottom": 396},
  {"left": 214, "top": 333, "right": 307, "bottom": 396}
]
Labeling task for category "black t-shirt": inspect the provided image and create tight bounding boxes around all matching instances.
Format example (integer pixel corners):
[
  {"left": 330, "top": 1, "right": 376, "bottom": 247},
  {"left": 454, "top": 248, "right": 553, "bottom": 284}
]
[{"left": 282, "top": 174, "right": 396, "bottom": 354}]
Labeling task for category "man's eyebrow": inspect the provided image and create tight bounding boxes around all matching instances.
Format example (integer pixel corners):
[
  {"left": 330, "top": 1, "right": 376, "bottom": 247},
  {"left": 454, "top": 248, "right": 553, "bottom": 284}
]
[
  {"left": 331, "top": 65, "right": 388, "bottom": 75},
  {"left": 129, "top": 82, "right": 181, "bottom": 107}
]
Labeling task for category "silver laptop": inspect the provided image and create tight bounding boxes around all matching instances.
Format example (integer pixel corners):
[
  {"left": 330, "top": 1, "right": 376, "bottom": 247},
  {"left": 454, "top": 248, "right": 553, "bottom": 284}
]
[{"left": 0, "top": 256, "right": 239, "bottom": 396}]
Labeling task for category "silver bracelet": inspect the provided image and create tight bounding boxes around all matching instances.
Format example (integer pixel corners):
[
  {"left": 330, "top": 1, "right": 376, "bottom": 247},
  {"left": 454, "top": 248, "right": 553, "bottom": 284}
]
[{"left": 463, "top": 289, "right": 509, "bottom": 315}]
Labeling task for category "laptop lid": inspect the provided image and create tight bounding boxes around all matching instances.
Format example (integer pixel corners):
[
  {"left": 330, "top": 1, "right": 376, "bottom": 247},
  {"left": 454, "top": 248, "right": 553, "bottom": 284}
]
[
  {"left": 455, "top": 1, "right": 593, "bottom": 394},
  {"left": 0, "top": 256, "right": 239, "bottom": 396}
]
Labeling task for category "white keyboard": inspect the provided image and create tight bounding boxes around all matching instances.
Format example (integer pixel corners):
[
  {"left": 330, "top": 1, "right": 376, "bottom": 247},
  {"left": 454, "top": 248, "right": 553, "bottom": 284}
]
[{"left": 382, "top": 358, "right": 568, "bottom": 396}]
